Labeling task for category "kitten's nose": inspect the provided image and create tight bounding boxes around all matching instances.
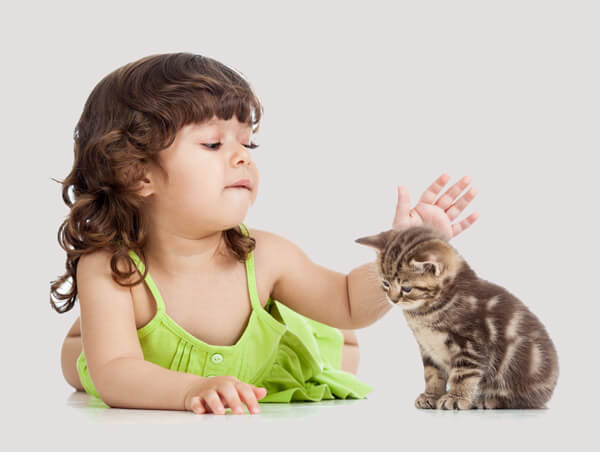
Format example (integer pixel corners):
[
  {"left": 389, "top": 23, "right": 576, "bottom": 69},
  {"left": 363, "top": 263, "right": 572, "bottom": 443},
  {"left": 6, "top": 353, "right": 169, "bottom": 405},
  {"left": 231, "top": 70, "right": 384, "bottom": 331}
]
[{"left": 389, "top": 295, "right": 401, "bottom": 304}]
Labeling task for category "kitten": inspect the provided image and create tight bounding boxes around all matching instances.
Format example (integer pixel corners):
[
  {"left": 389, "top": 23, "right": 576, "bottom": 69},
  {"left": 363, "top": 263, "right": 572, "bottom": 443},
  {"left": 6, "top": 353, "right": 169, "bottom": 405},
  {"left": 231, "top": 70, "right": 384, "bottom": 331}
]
[{"left": 355, "top": 226, "right": 559, "bottom": 409}]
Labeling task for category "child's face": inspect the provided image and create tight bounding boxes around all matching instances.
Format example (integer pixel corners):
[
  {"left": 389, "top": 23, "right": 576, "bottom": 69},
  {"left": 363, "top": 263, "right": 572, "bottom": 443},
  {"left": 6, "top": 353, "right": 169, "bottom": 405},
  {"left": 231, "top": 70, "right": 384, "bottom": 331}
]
[{"left": 139, "top": 115, "right": 259, "bottom": 234}]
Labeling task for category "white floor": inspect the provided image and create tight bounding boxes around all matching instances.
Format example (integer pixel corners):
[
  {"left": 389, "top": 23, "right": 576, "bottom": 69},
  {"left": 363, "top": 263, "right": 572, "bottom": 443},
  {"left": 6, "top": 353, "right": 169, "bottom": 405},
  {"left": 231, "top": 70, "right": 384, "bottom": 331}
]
[{"left": 14, "top": 376, "right": 594, "bottom": 452}]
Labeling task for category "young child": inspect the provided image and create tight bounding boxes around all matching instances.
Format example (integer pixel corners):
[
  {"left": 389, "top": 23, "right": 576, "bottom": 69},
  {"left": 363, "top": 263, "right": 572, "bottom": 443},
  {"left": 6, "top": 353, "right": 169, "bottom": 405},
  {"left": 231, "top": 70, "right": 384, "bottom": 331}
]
[{"left": 52, "top": 52, "right": 479, "bottom": 415}]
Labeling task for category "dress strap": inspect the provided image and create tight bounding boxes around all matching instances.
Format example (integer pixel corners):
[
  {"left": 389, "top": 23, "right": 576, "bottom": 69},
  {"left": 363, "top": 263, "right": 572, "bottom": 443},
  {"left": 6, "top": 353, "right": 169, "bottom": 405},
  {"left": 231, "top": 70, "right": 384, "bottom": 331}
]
[
  {"left": 127, "top": 250, "right": 166, "bottom": 314},
  {"left": 238, "top": 223, "right": 263, "bottom": 312},
  {"left": 126, "top": 226, "right": 259, "bottom": 314}
]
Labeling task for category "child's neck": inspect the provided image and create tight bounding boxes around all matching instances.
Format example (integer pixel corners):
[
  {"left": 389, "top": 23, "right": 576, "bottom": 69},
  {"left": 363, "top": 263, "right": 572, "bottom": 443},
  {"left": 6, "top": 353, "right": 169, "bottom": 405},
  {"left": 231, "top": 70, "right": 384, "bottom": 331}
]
[{"left": 143, "top": 228, "right": 233, "bottom": 278}]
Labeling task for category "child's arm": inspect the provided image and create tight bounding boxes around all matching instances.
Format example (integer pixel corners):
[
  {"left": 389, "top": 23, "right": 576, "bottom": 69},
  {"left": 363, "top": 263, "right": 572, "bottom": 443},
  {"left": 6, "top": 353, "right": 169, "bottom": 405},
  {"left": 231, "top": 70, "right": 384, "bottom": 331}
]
[
  {"left": 340, "top": 329, "right": 360, "bottom": 374},
  {"left": 254, "top": 229, "right": 392, "bottom": 330},
  {"left": 258, "top": 175, "right": 479, "bottom": 331},
  {"left": 77, "top": 251, "right": 205, "bottom": 410},
  {"left": 93, "top": 358, "right": 206, "bottom": 410},
  {"left": 61, "top": 317, "right": 84, "bottom": 391}
]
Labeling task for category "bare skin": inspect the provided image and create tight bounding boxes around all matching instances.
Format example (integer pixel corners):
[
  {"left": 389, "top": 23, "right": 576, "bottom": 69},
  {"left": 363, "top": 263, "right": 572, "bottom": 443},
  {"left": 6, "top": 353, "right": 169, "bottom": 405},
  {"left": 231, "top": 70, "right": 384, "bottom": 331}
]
[{"left": 392, "top": 173, "right": 479, "bottom": 241}]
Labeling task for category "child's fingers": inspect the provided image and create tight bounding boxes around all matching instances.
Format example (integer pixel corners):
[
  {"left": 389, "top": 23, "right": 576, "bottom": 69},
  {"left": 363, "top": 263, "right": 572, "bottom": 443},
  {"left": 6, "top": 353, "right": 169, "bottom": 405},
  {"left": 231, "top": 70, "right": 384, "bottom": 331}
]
[
  {"left": 190, "top": 397, "right": 206, "bottom": 414},
  {"left": 204, "top": 390, "right": 226, "bottom": 414},
  {"left": 189, "top": 385, "right": 266, "bottom": 415},
  {"left": 253, "top": 386, "right": 267, "bottom": 399},
  {"left": 237, "top": 385, "right": 262, "bottom": 414},
  {"left": 217, "top": 384, "right": 246, "bottom": 415}
]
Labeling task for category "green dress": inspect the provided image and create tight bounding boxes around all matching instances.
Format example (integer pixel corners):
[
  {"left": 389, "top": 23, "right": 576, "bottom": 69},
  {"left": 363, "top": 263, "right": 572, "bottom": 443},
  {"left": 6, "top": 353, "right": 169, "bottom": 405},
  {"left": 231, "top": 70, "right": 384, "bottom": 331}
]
[{"left": 77, "top": 223, "right": 374, "bottom": 406}]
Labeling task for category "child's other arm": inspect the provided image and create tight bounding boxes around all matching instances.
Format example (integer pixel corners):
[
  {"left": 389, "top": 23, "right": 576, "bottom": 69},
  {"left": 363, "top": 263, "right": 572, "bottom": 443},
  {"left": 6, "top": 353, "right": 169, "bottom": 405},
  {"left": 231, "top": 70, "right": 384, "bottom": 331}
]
[
  {"left": 77, "top": 251, "right": 205, "bottom": 410},
  {"left": 255, "top": 229, "right": 391, "bottom": 330}
]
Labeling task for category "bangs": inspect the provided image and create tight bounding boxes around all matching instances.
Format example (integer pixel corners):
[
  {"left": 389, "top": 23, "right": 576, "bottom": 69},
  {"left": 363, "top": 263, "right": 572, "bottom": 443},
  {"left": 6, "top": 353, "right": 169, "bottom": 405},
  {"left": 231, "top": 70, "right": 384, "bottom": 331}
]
[
  {"left": 112, "top": 52, "right": 264, "bottom": 151},
  {"left": 176, "top": 87, "right": 262, "bottom": 135}
]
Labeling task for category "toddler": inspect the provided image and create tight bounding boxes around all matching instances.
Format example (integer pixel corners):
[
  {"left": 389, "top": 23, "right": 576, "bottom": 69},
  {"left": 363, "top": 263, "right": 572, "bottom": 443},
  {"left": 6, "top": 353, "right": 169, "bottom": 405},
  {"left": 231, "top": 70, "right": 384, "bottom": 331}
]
[{"left": 51, "top": 52, "right": 478, "bottom": 415}]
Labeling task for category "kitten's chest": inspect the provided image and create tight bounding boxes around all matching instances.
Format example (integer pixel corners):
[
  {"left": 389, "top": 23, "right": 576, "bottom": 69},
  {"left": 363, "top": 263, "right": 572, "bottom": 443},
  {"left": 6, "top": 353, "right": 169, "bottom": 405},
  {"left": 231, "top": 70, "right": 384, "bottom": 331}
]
[{"left": 406, "top": 317, "right": 452, "bottom": 369}]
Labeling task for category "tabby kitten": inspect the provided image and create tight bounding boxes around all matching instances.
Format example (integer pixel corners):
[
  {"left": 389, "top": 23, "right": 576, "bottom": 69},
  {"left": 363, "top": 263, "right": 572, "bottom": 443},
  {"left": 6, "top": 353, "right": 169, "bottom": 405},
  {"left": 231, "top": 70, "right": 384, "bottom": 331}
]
[{"left": 355, "top": 226, "right": 559, "bottom": 409}]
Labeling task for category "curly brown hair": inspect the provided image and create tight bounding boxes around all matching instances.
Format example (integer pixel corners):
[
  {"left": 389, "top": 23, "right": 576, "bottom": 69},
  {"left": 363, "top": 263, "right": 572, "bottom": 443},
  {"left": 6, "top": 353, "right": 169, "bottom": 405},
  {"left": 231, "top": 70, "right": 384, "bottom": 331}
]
[{"left": 50, "top": 52, "right": 262, "bottom": 314}]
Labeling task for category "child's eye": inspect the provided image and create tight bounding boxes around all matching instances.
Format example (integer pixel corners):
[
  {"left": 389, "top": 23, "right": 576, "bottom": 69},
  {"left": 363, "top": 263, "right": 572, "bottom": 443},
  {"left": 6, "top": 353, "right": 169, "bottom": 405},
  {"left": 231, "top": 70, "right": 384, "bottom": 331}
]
[{"left": 203, "top": 142, "right": 260, "bottom": 150}]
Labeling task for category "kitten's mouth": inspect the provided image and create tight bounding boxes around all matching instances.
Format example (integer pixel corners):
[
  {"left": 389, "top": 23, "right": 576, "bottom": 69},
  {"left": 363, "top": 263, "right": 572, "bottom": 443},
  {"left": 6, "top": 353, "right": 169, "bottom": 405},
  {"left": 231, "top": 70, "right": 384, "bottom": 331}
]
[{"left": 390, "top": 295, "right": 419, "bottom": 305}]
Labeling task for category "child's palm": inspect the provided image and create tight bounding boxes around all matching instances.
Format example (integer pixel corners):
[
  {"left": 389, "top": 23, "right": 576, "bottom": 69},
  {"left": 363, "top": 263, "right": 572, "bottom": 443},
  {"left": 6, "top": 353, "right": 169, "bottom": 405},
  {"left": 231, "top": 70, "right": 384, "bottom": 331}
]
[{"left": 392, "top": 174, "right": 479, "bottom": 241}]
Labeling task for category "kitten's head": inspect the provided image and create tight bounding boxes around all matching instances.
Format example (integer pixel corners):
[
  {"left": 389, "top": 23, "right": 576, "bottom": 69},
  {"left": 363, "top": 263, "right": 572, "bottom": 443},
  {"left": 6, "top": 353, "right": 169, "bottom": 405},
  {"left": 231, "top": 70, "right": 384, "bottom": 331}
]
[{"left": 355, "top": 226, "right": 464, "bottom": 310}]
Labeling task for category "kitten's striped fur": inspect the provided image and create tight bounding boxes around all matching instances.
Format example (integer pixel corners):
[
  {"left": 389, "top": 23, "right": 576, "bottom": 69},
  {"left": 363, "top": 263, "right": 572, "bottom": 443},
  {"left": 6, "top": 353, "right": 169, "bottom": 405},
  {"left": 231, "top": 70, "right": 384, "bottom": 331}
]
[{"left": 355, "top": 226, "right": 559, "bottom": 409}]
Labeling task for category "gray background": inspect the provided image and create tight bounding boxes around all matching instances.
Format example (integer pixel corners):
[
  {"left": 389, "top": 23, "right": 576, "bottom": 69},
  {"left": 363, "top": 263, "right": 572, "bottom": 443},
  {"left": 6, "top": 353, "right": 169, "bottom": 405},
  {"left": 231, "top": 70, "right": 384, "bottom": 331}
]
[{"left": 2, "top": 0, "right": 598, "bottom": 449}]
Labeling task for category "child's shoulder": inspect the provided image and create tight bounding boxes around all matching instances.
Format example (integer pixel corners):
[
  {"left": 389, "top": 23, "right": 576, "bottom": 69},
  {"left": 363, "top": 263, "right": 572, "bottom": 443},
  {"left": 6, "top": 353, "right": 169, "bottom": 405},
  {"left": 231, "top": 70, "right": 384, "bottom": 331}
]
[
  {"left": 245, "top": 226, "right": 311, "bottom": 276},
  {"left": 245, "top": 227, "right": 301, "bottom": 259},
  {"left": 77, "top": 248, "right": 138, "bottom": 286},
  {"left": 244, "top": 226, "right": 307, "bottom": 303},
  {"left": 244, "top": 226, "right": 279, "bottom": 272}
]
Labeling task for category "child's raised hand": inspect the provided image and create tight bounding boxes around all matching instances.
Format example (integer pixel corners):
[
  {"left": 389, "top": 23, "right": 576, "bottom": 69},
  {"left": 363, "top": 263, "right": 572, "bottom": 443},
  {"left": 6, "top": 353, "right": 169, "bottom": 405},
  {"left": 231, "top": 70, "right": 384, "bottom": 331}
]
[
  {"left": 392, "top": 174, "right": 479, "bottom": 241},
  {"left": 183, "top": 375, "right": 267, "bottom": 415}
]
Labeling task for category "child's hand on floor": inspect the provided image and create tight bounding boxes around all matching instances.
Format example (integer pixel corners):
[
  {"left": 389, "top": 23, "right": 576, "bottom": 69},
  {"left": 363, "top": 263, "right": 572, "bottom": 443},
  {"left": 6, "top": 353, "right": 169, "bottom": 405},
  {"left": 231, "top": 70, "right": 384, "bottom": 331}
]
[
  {"left": 392, "top": 173, "right": 479, "bottom": 241},
  {"left": 184, "top": 375, "right": 267, "bottom": 415}
]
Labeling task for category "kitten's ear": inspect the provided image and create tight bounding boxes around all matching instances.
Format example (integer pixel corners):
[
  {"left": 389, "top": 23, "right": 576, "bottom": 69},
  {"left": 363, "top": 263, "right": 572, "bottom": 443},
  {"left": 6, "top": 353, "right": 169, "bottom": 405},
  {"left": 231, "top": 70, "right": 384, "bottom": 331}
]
[
  {"left": 409, "top": 239, "right": 451, "bottom": 276},
  {"left": 410, "top": 260, "right": 444, "bottom": 276},
  {"left": 354, "top": 229, "right": 397, "bottom": 251}
]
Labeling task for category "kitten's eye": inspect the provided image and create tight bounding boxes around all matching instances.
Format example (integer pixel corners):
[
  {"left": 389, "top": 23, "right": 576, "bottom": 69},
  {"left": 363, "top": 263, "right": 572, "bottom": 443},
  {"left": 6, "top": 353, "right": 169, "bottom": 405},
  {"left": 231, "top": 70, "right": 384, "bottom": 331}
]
[
  {"left": 401, "top": 286, "right": 412, "bottom": 293},
  {"left": 381, "top": 280, "right": 390, "bottom": 291}
]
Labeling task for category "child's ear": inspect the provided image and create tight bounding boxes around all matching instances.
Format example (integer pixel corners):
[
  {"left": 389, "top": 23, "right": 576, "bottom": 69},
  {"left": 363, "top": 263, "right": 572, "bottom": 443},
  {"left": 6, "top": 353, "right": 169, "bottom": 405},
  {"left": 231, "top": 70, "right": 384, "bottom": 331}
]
[
  {"left": 121, "top": 159, "right": 155, "bottom": 198},
  {"left": 132, "top": 172, "right": 154, "bottom": 198},
  {"left": 137, "top": 177, "right": 153, "bottom": 197}
]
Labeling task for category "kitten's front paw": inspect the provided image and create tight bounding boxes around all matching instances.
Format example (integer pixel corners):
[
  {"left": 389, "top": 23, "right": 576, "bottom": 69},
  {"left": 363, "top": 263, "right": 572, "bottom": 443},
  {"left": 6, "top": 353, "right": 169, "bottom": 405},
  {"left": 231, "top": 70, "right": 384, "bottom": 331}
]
[
  {"left": 436, "top": 393, "right": 472, "bottom": 410},
  {"left": 415, "top": 392, "right": 442, "bottom": 409}
]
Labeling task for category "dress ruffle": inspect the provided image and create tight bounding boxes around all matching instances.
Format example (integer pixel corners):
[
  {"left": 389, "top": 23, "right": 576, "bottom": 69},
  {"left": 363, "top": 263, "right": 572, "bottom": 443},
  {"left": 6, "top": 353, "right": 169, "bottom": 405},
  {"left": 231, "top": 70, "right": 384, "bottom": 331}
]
[{"left": 257, "top": 300, "right": 374, "bottom": 403}]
